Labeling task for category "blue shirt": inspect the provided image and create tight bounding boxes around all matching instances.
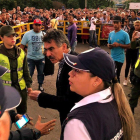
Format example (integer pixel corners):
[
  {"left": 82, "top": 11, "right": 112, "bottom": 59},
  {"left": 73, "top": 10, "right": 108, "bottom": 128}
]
[
  {"left": 21, "top": 30, "right": 45, "bottom": 60},
  {"left": 108, "top": 29, "right": 130, "bottom": 63}
]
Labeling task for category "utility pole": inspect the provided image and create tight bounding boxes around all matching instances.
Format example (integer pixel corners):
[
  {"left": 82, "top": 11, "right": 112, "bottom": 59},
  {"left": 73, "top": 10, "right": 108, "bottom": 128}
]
[{"left": 85, "top": 0, "right": 87, "bottom": 8}]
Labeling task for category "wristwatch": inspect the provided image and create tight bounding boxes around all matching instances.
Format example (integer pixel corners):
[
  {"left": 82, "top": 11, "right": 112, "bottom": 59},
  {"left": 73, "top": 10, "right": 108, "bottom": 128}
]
[{"left": 33, "top": 128, "right": 41, "bottom": 140}]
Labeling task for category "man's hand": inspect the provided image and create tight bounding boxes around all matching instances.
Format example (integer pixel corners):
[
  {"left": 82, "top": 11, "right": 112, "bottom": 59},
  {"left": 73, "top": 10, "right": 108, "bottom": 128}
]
[
  {"left": 35, "top": 115, "right": 56, "bottom": 136},
  {"left": 28, "top": 90, "right": 41, "bottom": 101},
  {"left": 107, "top": 44, "right": 113, "bottom": 49},
  {"left": 27, "top": 88, "right": 32, "bottom": 94},
  {"left": 132, "top": 31, "right": 139, "bottom": 41},
  {"left": 112, "top": 42, "right": 120, "bottom": 47}
]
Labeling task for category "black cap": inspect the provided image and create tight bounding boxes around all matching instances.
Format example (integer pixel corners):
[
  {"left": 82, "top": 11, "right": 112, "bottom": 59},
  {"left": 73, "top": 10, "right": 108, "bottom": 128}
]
[
  {"left": 64, "top": 47, "right": 115, "bottom": 82},
  {"left": 0, "top": 66, "right": 8, "bottom": 77},
  {"left": 0, "top": 25, "right": 15, "bottom": 37},
  {"left": 0, "top": 79, "right": 21, "bottom": 117},
  {"left": 36, "top": 9, "right": 40, "bottom": 12},
  {"left": 113, "top": 16, "right": 121, "bottom": 22}
]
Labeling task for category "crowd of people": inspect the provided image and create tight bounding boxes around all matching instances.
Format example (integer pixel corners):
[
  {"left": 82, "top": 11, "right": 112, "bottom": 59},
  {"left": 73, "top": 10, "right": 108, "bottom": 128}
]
[{"left": 0, "top": 5, "right": 140, "bottom": 140}]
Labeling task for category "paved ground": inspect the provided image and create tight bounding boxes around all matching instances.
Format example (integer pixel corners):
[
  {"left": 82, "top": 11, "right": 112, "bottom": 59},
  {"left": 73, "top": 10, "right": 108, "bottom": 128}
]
[{"left": 12, "top": 43, "right": 140, "bottom": 140}]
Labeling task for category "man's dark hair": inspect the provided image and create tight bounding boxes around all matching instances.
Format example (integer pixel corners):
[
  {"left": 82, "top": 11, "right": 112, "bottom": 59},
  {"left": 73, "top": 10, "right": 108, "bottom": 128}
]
[
  {"left": 22, "top": 12, "right": 26, "bottom": 16},
  {"left": 69, "top": 13, "right": 74, "bottom": 18},
  {"left": 43, "top": 29, "right": 70, "bottom": 48},
  {"left": 131, "top": 10, "right": 136, "bottom": 15},
  {"left": 2, "top": 7, "right": 6, "bottom": 10},
  {"left": 52, "top": 13, "right": 56, "bottom": 18},
  {"left": 113, "top": 16, "right": 121, "bottom": 22}
]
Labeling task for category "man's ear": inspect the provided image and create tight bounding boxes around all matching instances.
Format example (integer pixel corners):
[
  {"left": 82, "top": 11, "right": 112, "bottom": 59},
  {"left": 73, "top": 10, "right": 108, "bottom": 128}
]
[
  {"left": 62, "top": 43, "right": 68, "bottom": 53},
  {"left": 0, "top": 36, "right": 3, "bottom": 41}
]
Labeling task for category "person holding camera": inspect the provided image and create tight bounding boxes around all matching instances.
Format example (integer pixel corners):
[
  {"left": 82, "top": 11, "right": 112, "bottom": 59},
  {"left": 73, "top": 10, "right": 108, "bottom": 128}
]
[{"left": 129, "top": 22, "right": 140, "bottom": 114}]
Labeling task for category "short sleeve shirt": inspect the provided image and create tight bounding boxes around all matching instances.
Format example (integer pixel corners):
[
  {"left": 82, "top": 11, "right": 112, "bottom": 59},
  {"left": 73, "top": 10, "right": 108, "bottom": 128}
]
[
  {"left": 21, "top": 30, "right": 45, "bottom": 60},
  {"left": 108, "top": 29, "right": 130, "bottom": 63}
]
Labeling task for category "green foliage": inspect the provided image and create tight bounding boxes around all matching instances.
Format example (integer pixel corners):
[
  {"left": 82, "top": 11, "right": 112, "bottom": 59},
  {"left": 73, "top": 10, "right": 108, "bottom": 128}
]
[
  {"left": 87, "top": 0, "right": 115, "bottom": 9},
  {"left": 67, "top": 0, "right": 80, "bottom": 9},
  {"left": 0, "top": 0, "right": 115, "bottom": 10}
]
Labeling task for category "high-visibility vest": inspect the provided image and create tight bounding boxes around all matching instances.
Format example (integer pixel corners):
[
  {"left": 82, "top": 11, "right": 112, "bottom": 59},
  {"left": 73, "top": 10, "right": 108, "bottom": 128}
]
[
  {"left": 0, "top": 49, "right": 26, "bottom": 90},
  {"left": 135, "top": 50, "right": 140, "bottom": 69}
]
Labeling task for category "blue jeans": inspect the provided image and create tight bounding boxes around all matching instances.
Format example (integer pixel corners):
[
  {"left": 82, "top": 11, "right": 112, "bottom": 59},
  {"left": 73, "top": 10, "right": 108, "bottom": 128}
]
[
  {"left": 71, "top": 41, "right": 77, "bottom": 51},
  {"left": 27, "top": 58, "right": 45, "bottom": 85},
  {"left": 89, "top": 30, "right": 97, "bottom": 47}
]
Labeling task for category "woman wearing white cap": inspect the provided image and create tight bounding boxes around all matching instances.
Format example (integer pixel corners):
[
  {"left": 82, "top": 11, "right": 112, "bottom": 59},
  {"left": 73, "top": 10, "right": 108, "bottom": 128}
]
[{"left": 60, "top": 48, "right": 135, "bottom": 140}]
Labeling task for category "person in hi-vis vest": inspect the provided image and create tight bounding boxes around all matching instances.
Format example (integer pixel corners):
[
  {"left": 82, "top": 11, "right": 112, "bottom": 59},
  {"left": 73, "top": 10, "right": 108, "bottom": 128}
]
[
  {"left": 129, "top": 25, "right": 140, "bottom": 114},
  {"left": 0, "top": 25, "right": 32, "bottom": 114}
]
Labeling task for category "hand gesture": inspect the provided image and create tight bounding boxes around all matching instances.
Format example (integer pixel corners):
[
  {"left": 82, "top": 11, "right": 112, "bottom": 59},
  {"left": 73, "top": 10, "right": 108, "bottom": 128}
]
[
  {"left": 28, "top": 90, "right": 41, "bottom": 101},
  {"left": 35, "top": 115, "right": 56, "bottom": 136}
]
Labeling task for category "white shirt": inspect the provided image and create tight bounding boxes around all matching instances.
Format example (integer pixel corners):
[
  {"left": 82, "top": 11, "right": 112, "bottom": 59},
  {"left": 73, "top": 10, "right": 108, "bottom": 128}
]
[
  {"left": 64, "top": 87, "right": 114, "bottom": 140},
  {"left": 89, "top": 17, "right": 97, "bottom": 30}
]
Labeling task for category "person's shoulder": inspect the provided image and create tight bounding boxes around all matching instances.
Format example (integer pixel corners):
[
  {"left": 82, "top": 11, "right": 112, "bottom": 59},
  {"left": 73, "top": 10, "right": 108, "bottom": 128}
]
[
  {"left": 120, "top": 29, "right": 129, "bottom": 35},
  {"left": 109, "top": 30, "right": 115, "bottom": 34},
  {"left": 70, "top": 50, "right": 78, "bottom": 55}
]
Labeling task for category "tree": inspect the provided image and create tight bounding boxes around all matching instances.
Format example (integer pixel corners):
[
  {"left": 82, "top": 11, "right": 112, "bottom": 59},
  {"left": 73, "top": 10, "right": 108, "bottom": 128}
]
[
  {"left": 67, "top": 0, "right": 80, "bottom": 9},
  {"left": 87, "top": 0, "right": 114, "bottom": 9}
]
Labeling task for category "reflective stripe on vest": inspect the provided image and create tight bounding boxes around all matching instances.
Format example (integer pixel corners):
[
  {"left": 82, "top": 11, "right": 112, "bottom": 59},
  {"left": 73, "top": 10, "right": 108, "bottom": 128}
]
[
  {"left": 2, "top": 76, "right": 23, "bottom": 84},
  {"left": 0, "top": 49, "right": 26, "bottom": 90},
  {"left": 6, "top": 67, "right": 23, "bottom": 73}
]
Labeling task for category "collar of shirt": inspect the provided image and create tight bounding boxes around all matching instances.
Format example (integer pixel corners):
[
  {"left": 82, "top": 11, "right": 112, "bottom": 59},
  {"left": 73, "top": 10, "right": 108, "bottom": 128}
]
[{"left": 70, "top": 87, "right": 113, "bottom": 112}]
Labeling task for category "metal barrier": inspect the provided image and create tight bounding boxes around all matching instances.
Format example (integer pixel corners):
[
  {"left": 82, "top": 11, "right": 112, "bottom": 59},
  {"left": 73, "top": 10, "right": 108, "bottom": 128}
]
[{"left": 0, "top": 21, "right": 112, "bottom": 46}]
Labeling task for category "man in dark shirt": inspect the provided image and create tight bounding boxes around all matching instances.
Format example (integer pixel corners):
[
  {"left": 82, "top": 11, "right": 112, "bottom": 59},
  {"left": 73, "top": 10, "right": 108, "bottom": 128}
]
[
  {"left": 29, "top": 29, "right": 82, "bottom": 125},
  {"left": 33, "top": 10, "right": 44, "bottom": 21},
  {"left": 0, "top": 12, "right": 9, "bottom": 28}
]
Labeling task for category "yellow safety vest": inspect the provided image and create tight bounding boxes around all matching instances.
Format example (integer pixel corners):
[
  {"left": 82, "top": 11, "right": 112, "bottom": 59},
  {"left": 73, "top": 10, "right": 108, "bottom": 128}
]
[
  {"left": 0, "top": 49, "right": 26, "bottom": 90},
  {"left": 135, "top": 50, "right": 140, "bottom": 69}
]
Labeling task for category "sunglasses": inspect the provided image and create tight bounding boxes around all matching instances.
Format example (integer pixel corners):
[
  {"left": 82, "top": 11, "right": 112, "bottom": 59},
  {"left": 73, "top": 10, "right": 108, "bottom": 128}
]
[{"left": 35, "top": 24, "right": 41, "bottom": 26}]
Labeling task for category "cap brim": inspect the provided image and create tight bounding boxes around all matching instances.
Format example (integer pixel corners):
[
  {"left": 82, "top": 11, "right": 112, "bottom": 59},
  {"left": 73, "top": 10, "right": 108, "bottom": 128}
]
[
  {"left": 63, "top": 53, "right": 89, "bottom": 71},
  {"left": 5, "top": 32, "right": 16, "bottom": 37},
  {"left": 4, "top": 86, "right": 21, "bottom": 111},
  {"left": 0, "top": 66, "right": 8, "bottom": 77}
]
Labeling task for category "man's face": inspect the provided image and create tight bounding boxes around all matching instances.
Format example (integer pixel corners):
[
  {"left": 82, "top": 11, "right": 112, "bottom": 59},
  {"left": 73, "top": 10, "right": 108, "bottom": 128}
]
[
  {"left": 36, "top": 12, "right": 40, "bottom": 16},
  {"left": 1, "top": 34, "right": 16, "bottom": 47},
  {"left": 33, "top": 24, "right": 42, "bottom": 32},
  {"left": 131, "top": 11, "right": 135, "bottom": 17},
  {"left": 22, "top": 15, "right": 26, "bottom": 19},
  {"left": 103, "top": 14, "right": 106, "bottom": 18},
  {"left": 134, "top": 23, "right": 140, "bottom": 31},
  {"left": 0, "top": 112, "right": 11, "bottom": 140},
  {"left": 68, "top": 15, "right": 73, "bottom": 23},
  {"left": 113, "top": 21, "right": 121, "bottom": 30},
  {"left": 2, "top": 9, "right": 6, "bottom": 13},
  {"left": 44, "top": 40, "right": 64, "bottom": 63},
  {"left": 1, "top": 13, "right": 6, "bottom": 20},
  {"left": 94, "top": 13, "right": 97, "bottom": 17},
  {"left": 6, "top": 13, "right": 10, "bottom": 19},
  {"left": 17, "top": 6, "right": 20, "bottom": 11}
]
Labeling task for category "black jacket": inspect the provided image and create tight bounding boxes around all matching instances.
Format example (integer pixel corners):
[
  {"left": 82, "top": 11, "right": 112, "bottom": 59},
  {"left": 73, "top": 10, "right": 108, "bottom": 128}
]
[
  {"left": 9, "top": 110, "right": 34, "bottom": 140},
  {"left": 38, "top": 51, "right": 83, "bottom": 124}
]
